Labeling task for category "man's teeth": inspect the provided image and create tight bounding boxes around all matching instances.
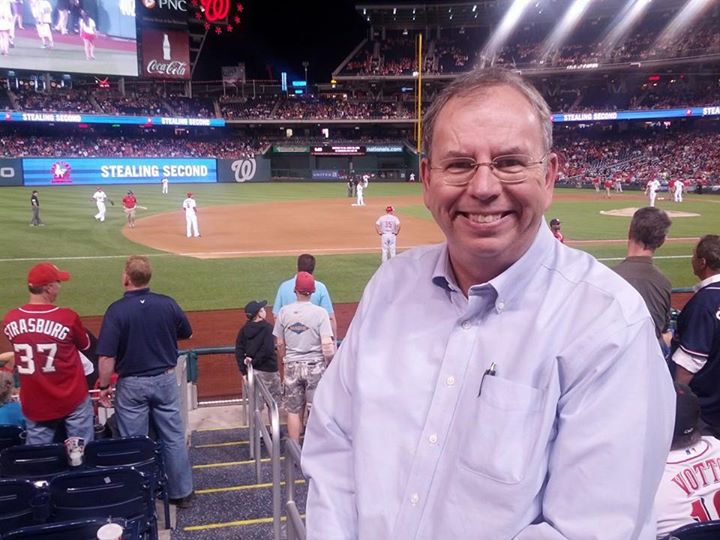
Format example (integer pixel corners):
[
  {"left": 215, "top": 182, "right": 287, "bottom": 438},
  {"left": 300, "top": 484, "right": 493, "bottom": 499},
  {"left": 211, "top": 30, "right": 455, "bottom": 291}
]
[{"left": 467, "top": 213, "right": 503, "bottom": 223}]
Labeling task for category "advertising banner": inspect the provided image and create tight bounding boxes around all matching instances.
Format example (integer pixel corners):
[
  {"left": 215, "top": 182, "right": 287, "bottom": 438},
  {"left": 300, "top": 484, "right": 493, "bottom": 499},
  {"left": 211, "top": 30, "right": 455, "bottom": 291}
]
[
  {"left": 217, "top": 157, "right": 271, "bottom": 183},
  {"left": 2, "top": 111, "right": 224, "bottom": 127},
  {"left": 0, "top": 158, "right": 22, "bottom": 186},
  {"left": 311, "top": 145, "right": 366, "bottom": 156},
  {"left": 312, "top": 170, "right": 340, "bottom": 180},
  {"left": 141, "top": 28, "right": 191, "bottom": 80},
  {"left": 23, "top": 158, "right": 217, "bottom": 186},
  {"left": 138, "top": 0, "right": 189, "bottom": 28}
]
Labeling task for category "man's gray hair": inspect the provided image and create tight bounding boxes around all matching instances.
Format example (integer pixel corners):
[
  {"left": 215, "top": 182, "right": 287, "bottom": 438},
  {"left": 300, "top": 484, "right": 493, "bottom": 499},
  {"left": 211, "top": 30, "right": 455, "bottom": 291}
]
[{"left": 421, "top": 67, "right": 553, "bottom": 161}]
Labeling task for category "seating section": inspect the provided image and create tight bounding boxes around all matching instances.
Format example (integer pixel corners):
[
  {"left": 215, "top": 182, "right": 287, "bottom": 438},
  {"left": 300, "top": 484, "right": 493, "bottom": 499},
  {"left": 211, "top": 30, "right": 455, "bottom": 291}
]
[
  {"left": 663, "top": 519, "right": 720, "bottom": 539},
  {"left": 0, "top": 444, "right": 70, "bottom": 482},
  {"left": 3, "top": 518, "right": 122, "bottom": 540}
]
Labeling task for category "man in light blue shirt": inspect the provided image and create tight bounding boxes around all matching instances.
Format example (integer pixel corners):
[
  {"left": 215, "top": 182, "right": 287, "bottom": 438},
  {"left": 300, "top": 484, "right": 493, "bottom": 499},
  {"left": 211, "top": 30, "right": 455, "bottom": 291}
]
[
  {"left": 302, "top": 68, "right": 675, "bottom": 539},
  {"left": 273, "top": 253, "right": 337, "bottom": 338}
]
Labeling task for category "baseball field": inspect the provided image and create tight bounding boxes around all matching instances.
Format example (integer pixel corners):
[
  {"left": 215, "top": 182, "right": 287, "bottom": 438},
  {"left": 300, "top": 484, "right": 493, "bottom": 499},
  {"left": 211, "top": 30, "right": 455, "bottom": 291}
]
[{"left": 1, "top": 182, "right": 718, "bottom": 317}]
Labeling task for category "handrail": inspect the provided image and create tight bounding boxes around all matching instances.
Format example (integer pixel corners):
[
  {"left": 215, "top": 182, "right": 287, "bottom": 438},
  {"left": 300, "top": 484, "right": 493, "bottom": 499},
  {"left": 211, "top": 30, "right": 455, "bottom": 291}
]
[
  {"left": 251, "top": 370, "right": 282, "bottom": 540},
  {"left": 245, "top": 366, "right": 255, "bottom": 460},
  {"left": 284, "top": 438, "right": 306, "bottom": 540}
]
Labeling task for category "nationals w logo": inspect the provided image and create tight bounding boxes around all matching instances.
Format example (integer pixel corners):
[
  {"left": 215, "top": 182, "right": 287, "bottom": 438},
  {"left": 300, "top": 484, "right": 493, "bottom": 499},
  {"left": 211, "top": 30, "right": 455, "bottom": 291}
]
[{"left": 231, "top": 157, "right": 257, "bottom": 183}]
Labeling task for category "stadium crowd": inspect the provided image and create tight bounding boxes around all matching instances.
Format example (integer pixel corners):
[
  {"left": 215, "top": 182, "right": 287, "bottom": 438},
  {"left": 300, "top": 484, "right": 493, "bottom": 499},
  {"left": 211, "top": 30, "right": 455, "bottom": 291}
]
[
  {"left": 340, "top": 9, "right": 719, "bottom": 76},
  {"left": 0, "top": 132, "right": 264, "bottom": 159},
  {"left": 555, "top": 130, "right": 720, "bottom": 187}
]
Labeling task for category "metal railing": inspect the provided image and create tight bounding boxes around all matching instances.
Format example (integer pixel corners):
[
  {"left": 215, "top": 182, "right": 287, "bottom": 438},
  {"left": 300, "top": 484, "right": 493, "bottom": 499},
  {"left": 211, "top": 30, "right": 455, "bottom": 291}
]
[
  {"left": 248, "top": 365, "right": 282, "bottom": 540},
  {"left": 285, "top": 438, "right": 306, "bottom": 540}
]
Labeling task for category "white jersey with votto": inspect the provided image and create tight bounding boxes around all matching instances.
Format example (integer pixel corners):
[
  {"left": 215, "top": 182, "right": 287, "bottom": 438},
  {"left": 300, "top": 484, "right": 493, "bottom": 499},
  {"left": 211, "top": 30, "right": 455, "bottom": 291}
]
[
  {"left": 93, "top": 190, "right": 107, "bottom": 203},
  {"left": 376, "top": 214, "right": 400, "bottom": 235},
  {"left": 654, "top": 436, "right": 720, "bottom": 538}
]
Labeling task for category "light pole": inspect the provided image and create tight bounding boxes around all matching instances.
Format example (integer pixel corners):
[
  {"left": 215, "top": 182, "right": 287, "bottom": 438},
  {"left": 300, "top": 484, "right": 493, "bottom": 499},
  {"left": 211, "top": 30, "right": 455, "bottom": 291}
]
[{"left": 302, "top": 61, "right": 309, "bottom": 83}]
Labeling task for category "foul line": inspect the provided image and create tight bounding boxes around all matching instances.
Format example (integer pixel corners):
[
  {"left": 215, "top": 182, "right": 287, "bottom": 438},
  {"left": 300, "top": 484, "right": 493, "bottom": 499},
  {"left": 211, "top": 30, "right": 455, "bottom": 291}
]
[
  {"left": 0, "top": 253, "right": 170, "bottom": 263},
  {"left": 598, "top": 255, "right": 691, "bottom": 262}
]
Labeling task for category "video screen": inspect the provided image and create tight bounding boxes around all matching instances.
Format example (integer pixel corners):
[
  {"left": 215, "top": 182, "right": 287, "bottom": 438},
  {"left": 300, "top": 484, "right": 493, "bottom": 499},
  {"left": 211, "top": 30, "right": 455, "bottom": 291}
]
[{"left": 0, "top": 0, "right": 138, "bottom": 76}]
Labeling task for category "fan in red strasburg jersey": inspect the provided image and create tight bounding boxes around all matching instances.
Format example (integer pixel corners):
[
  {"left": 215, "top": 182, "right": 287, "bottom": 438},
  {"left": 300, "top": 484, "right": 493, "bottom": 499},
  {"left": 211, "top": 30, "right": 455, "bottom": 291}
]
[{"left": 1, "top": 262, "right": 94, "bottom": 445}]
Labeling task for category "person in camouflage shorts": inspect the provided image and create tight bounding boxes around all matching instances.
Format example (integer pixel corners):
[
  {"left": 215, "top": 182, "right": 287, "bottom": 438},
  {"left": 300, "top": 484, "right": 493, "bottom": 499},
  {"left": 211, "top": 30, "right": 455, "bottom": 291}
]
[{"left": 273, "top": 272, "right": 335, "bottom": 442}]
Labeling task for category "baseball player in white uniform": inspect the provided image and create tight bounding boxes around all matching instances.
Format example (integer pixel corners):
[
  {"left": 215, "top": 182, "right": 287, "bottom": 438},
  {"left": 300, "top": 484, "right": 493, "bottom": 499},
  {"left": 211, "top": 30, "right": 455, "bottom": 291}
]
[
  {"left": 354, "top": 181, "right": 365, "bottom": 206},
  {"left": 673, "top": 179, "right": 685, "bottom": 203},
  {"left": 92, "top": 187, "right": 109, "bottom": 221},
  {"left": 375, "top": 205, "right": 401, "bottom": 263},
  {"left": 645, "top": 178, "right": 661, "bottom": 207},
  {"left": 161, "top": 177, "right": 169, "bottom": 195},
  {"left": 182, "top": 192, "right": 200, "bottom": 238}
]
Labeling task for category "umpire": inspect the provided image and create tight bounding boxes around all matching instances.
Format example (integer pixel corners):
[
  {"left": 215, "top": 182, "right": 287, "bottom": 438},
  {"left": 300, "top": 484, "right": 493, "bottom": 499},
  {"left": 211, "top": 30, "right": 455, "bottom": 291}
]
[{"left": 97, "top": 255, "right": 195, "bottom": 508}]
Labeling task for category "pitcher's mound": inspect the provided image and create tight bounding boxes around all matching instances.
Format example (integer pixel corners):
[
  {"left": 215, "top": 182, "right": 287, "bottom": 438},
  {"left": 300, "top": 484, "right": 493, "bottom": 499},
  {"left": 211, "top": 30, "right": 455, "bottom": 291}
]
[{"left": 600, "top": 208, "right": 700, "bottom": 218}]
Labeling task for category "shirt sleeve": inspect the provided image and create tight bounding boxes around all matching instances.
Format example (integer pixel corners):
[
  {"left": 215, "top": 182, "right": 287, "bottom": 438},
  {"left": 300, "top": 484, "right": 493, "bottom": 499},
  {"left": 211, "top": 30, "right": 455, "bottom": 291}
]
[
  {"left": 514, "top": 317, "right": 675, "bottom": 539},
  {"left": 272, "top": 284, "right": 284, "bottom": 317},
  {"left": 676, "top": 302, "right": 715, "bottom": 359},
  {"left": 234, "top": 329, "right": 247, "bottom": 375},
  {"left": 96, "top": 307, "right": 119, "bottom": 357},
  {"left": 175, "top": 304, "right": 193, "bottom": 339},
  {"left": 69, "top": 311, "right": 91, "bottom": 351},
  {"left": 272, "top": 312, "right": 283, "bottom": 341},
  {"left": 302, "top": 290, "right": 370, "bottom": 537},
  {"left": 318, "top": 283, "right": 334, "bottom": 315}
]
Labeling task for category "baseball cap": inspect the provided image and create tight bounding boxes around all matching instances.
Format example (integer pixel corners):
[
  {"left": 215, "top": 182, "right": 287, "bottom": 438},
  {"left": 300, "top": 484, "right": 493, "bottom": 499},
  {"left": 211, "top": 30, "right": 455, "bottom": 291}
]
[
  {"left": 295, "top": 271, "right": 316, "bottom": 295},
  {"left": 28, "top": 262, "right": 71, "bottom": 287},
  {"left": 244, "top": 300, "right": 267, "bottom": 319},
  {"left": 550, "top": 218, "right": 561, "bottom": 227},
  {"left": 386, "top": 205, "right": 394, "bottom": 213},
  {"left": 674, "top": 383, "right": 701, "bottom": 440},
  {"left": 127, "top": 190, "right": 133, "bottom": 195}
]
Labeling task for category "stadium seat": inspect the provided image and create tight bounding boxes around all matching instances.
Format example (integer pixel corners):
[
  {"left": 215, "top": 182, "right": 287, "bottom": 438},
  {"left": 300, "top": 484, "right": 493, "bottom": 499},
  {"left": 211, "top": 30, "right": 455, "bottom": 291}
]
[
  {"left": 48, "top": 467, "right": 157, "bottom": 540},
  {"left": 0, "top": 425, "right": 25, "bottom": 451},
  {"left": 0, "top": 479, "right": 44, "bottom": 534},
  {"left": 0, "top": 444, "right": 70, "bottom": 481},
  {"left": 665, "top": 520, "right": 720, "bottom": 539},
  {"left": 3, "top": 518, "right": 131, "bottom": 540},
  {"left": 83, "top": 436, "right": 171, "bottom": 529}
]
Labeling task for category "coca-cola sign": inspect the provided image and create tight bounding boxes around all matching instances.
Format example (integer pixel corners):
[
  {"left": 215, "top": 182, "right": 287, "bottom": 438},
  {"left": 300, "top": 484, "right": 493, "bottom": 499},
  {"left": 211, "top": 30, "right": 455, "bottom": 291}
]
[
  {"left": 146, "top": 59, "right": 188, "bottom": 76},
  {"left": 141, "top": 28, "right": 191, "bottom": 79}
]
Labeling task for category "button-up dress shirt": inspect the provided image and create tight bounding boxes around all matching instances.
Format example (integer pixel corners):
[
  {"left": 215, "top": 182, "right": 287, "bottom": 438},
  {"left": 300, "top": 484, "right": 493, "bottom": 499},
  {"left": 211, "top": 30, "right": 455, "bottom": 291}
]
[{"left": 302, "top": 224, "right": 675, "bottom": 540}]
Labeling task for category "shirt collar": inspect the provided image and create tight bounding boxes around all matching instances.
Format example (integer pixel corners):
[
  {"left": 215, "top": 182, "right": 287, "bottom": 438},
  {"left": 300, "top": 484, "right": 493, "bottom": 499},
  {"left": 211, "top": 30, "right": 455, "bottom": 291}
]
[
  {"left": 124, "top": 287, "right": 151, "bottom": 297},
  {"left": 695, "top": 273, "right": 720, "bottom": 292},
  {"left": 430, "top": 222, "right": 554, "bottom": 311},
  {"left": 484, "top": 222, "right": 554, "bottom": 311}
]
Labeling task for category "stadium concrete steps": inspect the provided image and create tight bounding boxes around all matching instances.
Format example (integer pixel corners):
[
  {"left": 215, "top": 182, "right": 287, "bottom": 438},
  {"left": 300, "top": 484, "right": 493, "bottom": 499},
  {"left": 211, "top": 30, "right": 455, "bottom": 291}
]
[{"left": 173, "top": 424, "right": 306, "bottom": 540}]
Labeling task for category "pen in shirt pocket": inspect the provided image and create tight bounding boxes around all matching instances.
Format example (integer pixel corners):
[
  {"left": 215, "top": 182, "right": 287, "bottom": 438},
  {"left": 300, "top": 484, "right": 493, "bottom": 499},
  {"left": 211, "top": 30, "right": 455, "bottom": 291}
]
[{"left": 478, "top": 362, "right": 497, "bottom": 397}]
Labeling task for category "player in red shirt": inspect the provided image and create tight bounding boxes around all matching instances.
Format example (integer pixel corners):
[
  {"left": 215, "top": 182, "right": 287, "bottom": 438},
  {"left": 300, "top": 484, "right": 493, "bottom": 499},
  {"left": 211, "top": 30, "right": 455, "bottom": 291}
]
[
  {"left": 604, "top": 178, "right": 614, "bottom": 198},
  {"left": 1, "top": 263, "right": 93, "bottom": 444},
  {"left": 122, "top": 190, "right": 138, "bottom": 228}
]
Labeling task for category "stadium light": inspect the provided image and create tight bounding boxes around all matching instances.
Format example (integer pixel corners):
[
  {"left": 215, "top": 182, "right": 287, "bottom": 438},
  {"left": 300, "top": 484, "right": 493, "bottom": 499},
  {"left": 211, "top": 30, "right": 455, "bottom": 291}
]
[
  {"left": 539, "top": 0, "right": 593, "bottom": 61},
  {"left": 599, "top": 0, "right": 652, "bottom": 58},
  {"left": 482, "top": 0, "right": 533, "bottom": 61},
  {"left": 654, "top": 0, "right": 714, "bottom": 51}
]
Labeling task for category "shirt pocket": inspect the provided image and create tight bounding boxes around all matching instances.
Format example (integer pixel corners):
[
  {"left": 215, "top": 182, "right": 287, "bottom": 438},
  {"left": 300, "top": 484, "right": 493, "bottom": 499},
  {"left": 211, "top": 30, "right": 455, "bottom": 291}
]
[{"left": 458, "top": 376, "right": 545, "bottom": 484}]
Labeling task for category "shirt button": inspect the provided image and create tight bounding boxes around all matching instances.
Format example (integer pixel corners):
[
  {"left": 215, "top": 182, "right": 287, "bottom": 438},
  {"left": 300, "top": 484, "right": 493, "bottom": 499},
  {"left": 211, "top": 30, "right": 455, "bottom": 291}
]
[
  {"left": 410, "top": 493, "right": 419, "bottom": 505},
  {"left": 461, "top": 320, "right": 471, "bottom": 330},
  {"left": 429, "top": 434, "right": 438, "bottom": 444},
  {"left": 446, "top": 376, "right": 455, "bottom": 386}
]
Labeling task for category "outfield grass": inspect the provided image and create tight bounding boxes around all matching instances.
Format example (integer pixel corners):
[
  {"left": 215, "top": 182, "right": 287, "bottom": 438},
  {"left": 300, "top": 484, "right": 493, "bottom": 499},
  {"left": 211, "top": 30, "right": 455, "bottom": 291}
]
[{"left": 0, "top": 183, "right": 716, "bottom": 317}]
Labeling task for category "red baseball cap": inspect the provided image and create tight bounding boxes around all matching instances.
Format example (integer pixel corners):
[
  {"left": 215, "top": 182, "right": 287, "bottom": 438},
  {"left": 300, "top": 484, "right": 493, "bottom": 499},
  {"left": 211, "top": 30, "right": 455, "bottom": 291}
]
[
  {"left": 295, "top": 271, "right": 316, "bottom": 295},
  {"left": 386, "top": 205, "right": 394, "bottom": 213},
  {"left": 28, "top": 262, "right": 71, "bottom": 287}
]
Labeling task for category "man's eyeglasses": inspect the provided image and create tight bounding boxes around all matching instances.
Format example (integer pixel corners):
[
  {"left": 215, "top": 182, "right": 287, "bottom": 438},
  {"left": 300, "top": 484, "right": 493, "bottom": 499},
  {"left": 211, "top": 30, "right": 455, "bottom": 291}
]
[{"left": 429, "top": 153, "right": 548, "bottom": 185}]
